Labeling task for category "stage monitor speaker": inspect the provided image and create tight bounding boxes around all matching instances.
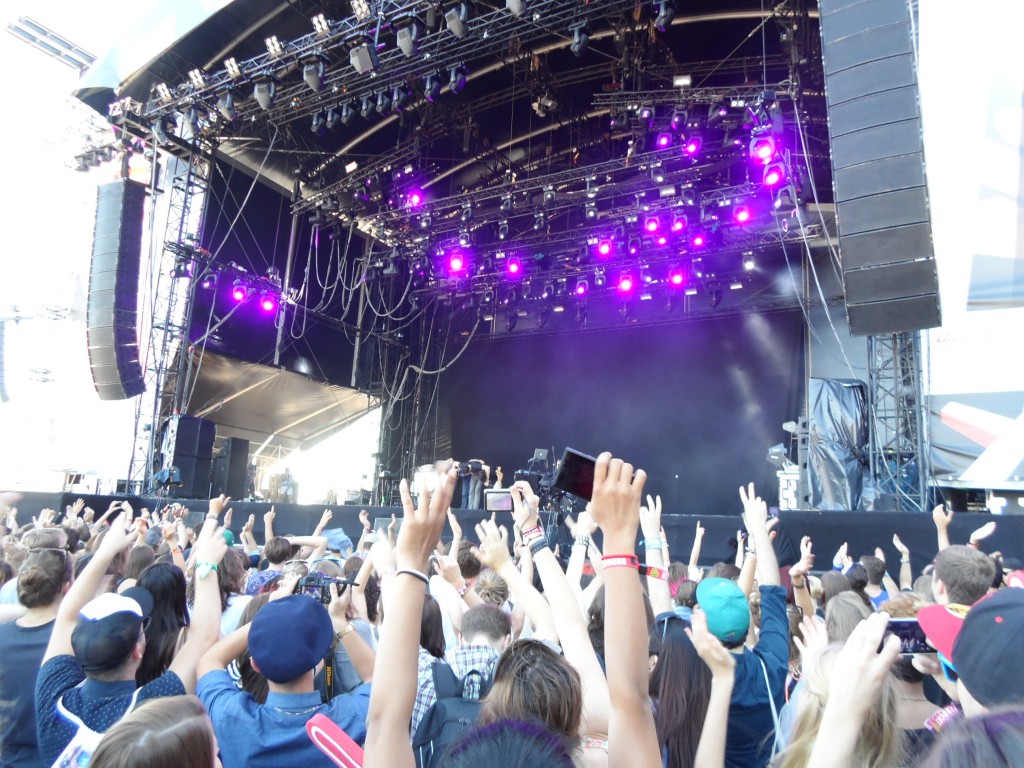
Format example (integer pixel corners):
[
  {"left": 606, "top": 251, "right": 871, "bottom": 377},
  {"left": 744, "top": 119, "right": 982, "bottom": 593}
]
[
  {"left": 818, "top": 0, "right": 941, "bottom": 336},
  {"left": 167, "top": 455, "right": 213, "bottom": 500},
  {"left": 86, "top": 180, "right": 147, "bottom": 399},
  {"left": 161, "top": 415, "right": 216, "bottom": 499},
  {"left": 212, "top": 437, "right": 249, "bottom": 499}
]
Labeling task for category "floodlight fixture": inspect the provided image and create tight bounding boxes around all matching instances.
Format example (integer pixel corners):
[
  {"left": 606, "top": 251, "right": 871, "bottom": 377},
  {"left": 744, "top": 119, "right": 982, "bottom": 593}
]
[
  {"left": 265, "top": 35, "right": 284, "bottom": 56},
  {"left": 424, "top": 72, "right": 442, "bottom": 101},
  {"left": 216, "top": 90, "right": 239, "bottom": 121},
  {"left": 449, "top": 63, "right": 468, "bottom": 94},
  {"left": 445, "top": 2, "right": 470, "bottom": 37},
  {"left": 570, "top": 22, "right": 590, "bottom": 57},
  {"left": 653, "top": 0, "right": 676, "bottom": 31},
  {"left": 253, "top": 77, "right": 278, "bottom": 110},
  {"left": 303, "top": 59, "right": 326, "bottom": 92},
  {"left": 396, "top": 17, "right": 424, "bottom": 57}
]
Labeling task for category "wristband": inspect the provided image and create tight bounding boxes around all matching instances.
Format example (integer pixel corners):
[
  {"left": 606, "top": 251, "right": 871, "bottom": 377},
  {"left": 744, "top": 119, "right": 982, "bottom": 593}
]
[
  {"left": 602, "top": 554, "right": 639, "bottom": 570},
  {"left": 396, "top": 568, "right": 430, "bottom": 586},
  {"left": 521, "top": 525, "right": 543, "bottom": 539},
  {"left": 641, "top": 564, "right": 668, "bottom": 581},
  {"left": 529, "top": 538, "right": 550, "bottom": 556},
  {"left": 574, "top": 534, "right": 591, "bottom": 547},
  {"left": 455, "top": 583, "right": 468, "bottom": 596},
  {"left": 900, "top": 558, "right": 910, "bottom": 563},
  {"left": 968, "top": 541, "right": 980, "bottom": 550},
  {"left": 336, "top": 624, "right": 356, "bottom": 640},
  {"left": 195, "top": 562, "right": 218, "bottom": 579},
  {"left": 643, "top": 538, "right": 664, "bottom": 550}
]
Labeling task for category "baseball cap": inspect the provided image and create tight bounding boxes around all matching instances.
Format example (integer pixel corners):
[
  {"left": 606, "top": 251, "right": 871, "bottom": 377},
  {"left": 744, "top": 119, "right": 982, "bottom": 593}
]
[
  {"left": 144, "top": 528, "right": 163, "bottom": 548},
  {"left": 917, "top": 603, "right": 970, "bottom": 659},
  {"left": 952, "top": 588, "right": 1024, "bottom": 709},
  {"left": 71, "top": 587, "right": 154, "bottom": 673},
  {"left": 248, "top": 594, "right": 333, "bottom": 683},
  {"left": 695, "top": 577, "right": 750, "bottom": 643}
]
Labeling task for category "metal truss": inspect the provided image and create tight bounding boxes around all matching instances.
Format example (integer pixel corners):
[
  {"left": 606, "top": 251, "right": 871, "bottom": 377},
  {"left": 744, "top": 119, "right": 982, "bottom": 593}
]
[
  {"left": 867, "top": 332, "right": 929, "bottom": 512},
  {"left": 126, "top": 150, "right": 210, "bottom": 493}
]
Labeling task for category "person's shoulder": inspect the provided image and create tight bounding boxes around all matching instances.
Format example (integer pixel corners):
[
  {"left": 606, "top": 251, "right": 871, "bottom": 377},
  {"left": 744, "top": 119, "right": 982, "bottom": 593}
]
[
  {"left": 36, "top": 655, "right": 84, "bottom": 707},
  {"left": 139, "top": 669, "right": 187, "bottom": 699}
]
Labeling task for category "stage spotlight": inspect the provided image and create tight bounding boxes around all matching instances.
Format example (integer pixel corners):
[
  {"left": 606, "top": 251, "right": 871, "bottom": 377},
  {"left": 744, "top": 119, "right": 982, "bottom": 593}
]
[
  {"left": 506, "top": 0, "right": 526, "bottom": 17},
  {"left": 730, "top": 279, "right": 744, "bottom": 290},
  {"left": 419, "top": 212, "right": 432, "bottom": 229},
  {"left": 597, "top": 239, "right": 613, "bottom": 257},
  {"left": 458, "top": 230, "right": 472, "bottom": 247},
  {"left": 742, "top": 253, "right": 756, "bottom": 271},
  {"left": 670, "top": 109, "right": 687, "bottom": 131},
  {"left": 449, "top": 252, "right": 466, "bottom": 272},
  {"left": 774, "top": 184, "right": 797, "bottom": 211},
  {"left": 707, "top": 100, "right": 729, "bottom": 125},
  {"left": 303, "top": 59, "right": 326, "bottom": 92},
  {"left": 575, "top": 279, "right": 588, "bottom": 297},
  {"left": 618, "top": 272, "right": 635, "bottom": 292},
  {"left": 653, "top": 0, "right": 676, "bottom": 31},
  {"left": 396, "top": 17, "right": 424, "bottom": 57},
  {"left": 200, "top": 273, "right": 217, "bottom": 290},
  {"left": 375, "top": 89, "right": 392, "bottom": 115},
  {"left": 216, "top": 90, "right": 238, "bottom": 121},
  {"left": 151, "top": 115, "right": 175, "bottom": 145},
  {"left": 505, "top": 307, "right": 518, "bottom": 331},
  {"left": 348, "top": 38, "right": 380, "bottom": 74},
  {"left": 628, "top": 237, "right": 641, "bottom": 255},
  {"left": 749, "top": 132, "right": 775, "bottom": 164},
  {"left": 586, "top": 176, "right": 599, "bottom": 198},
  {"left": 507, "top": 256, "right": 522, "bottom": 275},
  {"left": 460, "top": 202, "right": 473, "bottom": 222},
  {"left": 637, "top": 105, "right": 655, "bottom": 123},
  {"left": 449, "top": 63, "right": 469, "bottom": 94},
  {"left": 498, "top": 219, "right": 509, "bottom": 240},
  {"left": 253, "top": 78, "right": 278, "bottom": 110},
  {"left": 643, "top": 215, "right": 660, "bottom": 234},
  {"left": 392, "top": 84, "right": 412, "bottom": 111},
  {"left": 655, "top": 132, "right": 672, "bottom": 149},
  {"left": 537, "top": 305, "right": 552, "bottom": 328},
  {"left": 424, "top": 72, "right": 442, "bottom": 101},
  {"left": 311, "top": 110, "right": 327, "bottom": 135},
  {"left": 671, "top": 214, "right": 688, "bottom": 233},
  {"left": 691, "top": 231, "right": 706, "bottom": 248},
  {"left": 708, "top": 284, "right": 723, "bottom": 307},
  {"left": 406, "top": 189, "right": 424, "bottom": 209},
  {"left": 445, "top": 1, "right": 470, "bottom": 37},
  {"left": 668, "top": 266, "right": 685, "bottom": 286},
  {"left": 324, "top": 106, "right": 342, "bottom": 130},
  {"left": 734, "top": 205, "right": 752, "bottom": 224},
  {"left": 533, "top": 210, "right": 546, "bottom": 231},
  {"left": 339, "top": 101, "right": 356, "bottom": 126},
  {"left": 584, "top": 201, "right": 598, "bottom": 222},
  {"left": 570, "top": 22, "right": 590, "bottom": 57},
  {"left": 500, "top": 193, "right": 513, "bottom": 213},
  {"left": 763, "top": 160, "right": 786, "bottom": 187},
  {"left": 259, "top": 291, "right": 278, "bottom": 313},
  {"left": 359, "top": 93, "right": 375, "bottom": 119},
  {"left": 683, "top": 134, "right": 702, "bottom": 155},
  {"left": 231, "top": 280, "right": 247, "bottom": 302},
  {"left": 542, "top": 185, "right": 556, "bottom": 206}
]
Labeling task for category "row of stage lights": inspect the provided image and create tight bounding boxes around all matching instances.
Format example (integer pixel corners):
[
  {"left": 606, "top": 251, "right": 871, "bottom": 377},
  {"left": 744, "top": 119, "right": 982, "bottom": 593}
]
[{"left": 196, "top": 271, "right": 282, "bottom": 314}]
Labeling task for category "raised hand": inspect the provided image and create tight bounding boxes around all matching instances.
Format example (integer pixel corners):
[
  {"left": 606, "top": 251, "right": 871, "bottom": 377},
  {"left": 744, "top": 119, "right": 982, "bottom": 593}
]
[
  {"left": 396, "top": 468, "right": 457, "bottom": 570},
  {"left": 969, "top": 521, "right": 996, "bottom": 545},
  {"left": 738, "top": 483, "right": 768, "bottom": 533},
  {"left": 97, "top": 511, "right": 135, "bottom": 559},
  {"left": 823, "top": 613, "right": 901, "bottom": 718},
  {"left": 447, "top": 509, "right": 463, "bottom": 539},
  {"left": 790, "top": 536, "right": 814, "bottom": 577},
  {"left": 359, "top": 509, "right": 371, "bottom": 532},
  {"left": 589, "top": 452, "right": 647, "bottom": 547},
  {"left": 793, "top": 614, "right": 829, "bottom": 663},
  {"left": 473, "top": 518, "right": 511, "bottom": 571},
  {"left": 874, "top": 546, "right": 886, "bottom": 563},
  {"left": 687, "top": 609, "right": 736, "bottom": 679},
  {"left": 243, "top": 514, "right": 255, "bottom": 536},
  {"left": 510, "top": 480, "right": 540, "bottom": 531},
  {"left": 317, "top": 509, "right": 332, "bottom": 530},
  {"left": 932, "top": 503, "right": 953, "bottom": 530},
  {"left": 695, "top": 520, "right": 706, "bottom": 540},
  {"left": 223, "top": 506, "right": 233, "bottom": 529},
  {"left": 263, "top": 507, "right": 276, "bottom": 528},
  {"left": 208, "top": 494, "right": 231, "bottom": 519},
  {"left": 33, "top": 509, "right": 56, "bottom": 528},
  {"left": 639, "top": 494, "right": 662, "bottom": 540},
  {"left": 833, "top": 542, "right": 849, "bottom": 569},
  {"left": 892, "top": 533, "right": 909, "bottom": 558}
]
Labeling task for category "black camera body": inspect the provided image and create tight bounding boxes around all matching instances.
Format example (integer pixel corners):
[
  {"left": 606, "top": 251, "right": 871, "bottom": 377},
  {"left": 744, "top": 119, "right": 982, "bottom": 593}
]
[{"left": 298, "top": 573, "right": 356, "bottom": 605}]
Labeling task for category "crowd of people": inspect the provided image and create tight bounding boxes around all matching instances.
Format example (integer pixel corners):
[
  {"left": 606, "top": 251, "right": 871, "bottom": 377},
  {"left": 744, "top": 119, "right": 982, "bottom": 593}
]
[{"left": 0, "top": 453, "right": 1022, "bottom": 768}]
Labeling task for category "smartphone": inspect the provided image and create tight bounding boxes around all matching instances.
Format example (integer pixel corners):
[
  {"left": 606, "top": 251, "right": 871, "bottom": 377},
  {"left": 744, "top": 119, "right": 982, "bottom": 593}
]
[
  {"left": 885, "top": 618, "right": 933, "bottom": 655},
  {"left": 485, "top": 489, "right": 513, "bottom": 512},
  {"left": 552, "top": 448, "right": 597, "bottom": 501}
]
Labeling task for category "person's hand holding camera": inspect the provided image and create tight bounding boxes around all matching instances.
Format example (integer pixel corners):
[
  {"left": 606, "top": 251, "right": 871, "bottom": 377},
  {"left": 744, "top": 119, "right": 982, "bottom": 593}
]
[{"left": 510, "top": 481, "right": 540, "bottom": 531}]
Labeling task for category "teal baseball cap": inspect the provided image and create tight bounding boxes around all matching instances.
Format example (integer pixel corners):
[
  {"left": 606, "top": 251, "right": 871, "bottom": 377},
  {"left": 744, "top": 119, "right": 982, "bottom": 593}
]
[{"left": 695, "top": 577, "right": 750, "bottom": 643}]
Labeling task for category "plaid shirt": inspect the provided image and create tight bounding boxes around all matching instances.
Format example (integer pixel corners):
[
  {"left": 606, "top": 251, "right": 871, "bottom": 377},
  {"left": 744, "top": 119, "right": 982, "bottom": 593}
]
[{"left": 410, "top": 644, "right": 500, "bottom": 737}]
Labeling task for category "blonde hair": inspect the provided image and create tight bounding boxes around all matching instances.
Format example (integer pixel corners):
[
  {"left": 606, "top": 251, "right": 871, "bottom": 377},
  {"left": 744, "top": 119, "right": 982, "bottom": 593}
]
[
  {"left": 90, "top": 695, "right": 216, "bottom": 768},
  {"left": 825, "top": 592, "right": 871, "bottom": 643},
  {"left": 774, "top": 644, "right": 905, "bottom": 768},
  {"left": 475, "top": 568, "right": 510, "bottom": 607}
]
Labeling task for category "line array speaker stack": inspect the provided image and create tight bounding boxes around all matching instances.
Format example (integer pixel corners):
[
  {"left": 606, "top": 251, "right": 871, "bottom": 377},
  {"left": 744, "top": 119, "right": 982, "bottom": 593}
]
[
  {"left": 86, "top": 180, "right": 147, "bottom": 399},
  {"left": 817, "top": 0, "right": 941, "bottom": 336}
]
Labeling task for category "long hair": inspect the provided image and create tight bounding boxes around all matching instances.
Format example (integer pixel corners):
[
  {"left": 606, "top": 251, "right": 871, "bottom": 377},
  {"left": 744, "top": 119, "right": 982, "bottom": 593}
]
[
  {"left": 125, "top": 547, "right": 155, "bottom": 582},
  {"left": 235, "top": 593, "right": 271, "bottom": 703},
  {"left": 649, "top": 615, "right": 712, "bottom": 768},
  {"left": 89, "top": 695, "right": 215, "bottom": 768},
  {"left": 421, "top": 594, "right": 445, "bottom": 659},
  {"left": 479, "top": 639, "right": 582, "bottom": 746},
  {"left": 824, "top": 592, "right": 871, "bottom": 643},
  {"left": 774, "top": 644, "right": 905, "bottom": 768},
  {"left": 445, "top": 719, "right": 575, "bottom": 768},
  {"left": 188, "top": 547, "right": 248, "bottom": 612},
  {"left": 819, "top": 571, "right": 852, "bottom": 612},
  {"left": 136, "top": 562, "right": 189, "bottom": 686}
]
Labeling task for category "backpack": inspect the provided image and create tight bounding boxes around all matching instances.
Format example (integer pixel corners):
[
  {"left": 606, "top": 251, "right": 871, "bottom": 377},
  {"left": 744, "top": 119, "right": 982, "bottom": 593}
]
[
  {"left": 412, "top": 662, "right": 492, "bottom": 768},
  {"left": 51, "top": 685, "right": 142, "bottom": 768}
]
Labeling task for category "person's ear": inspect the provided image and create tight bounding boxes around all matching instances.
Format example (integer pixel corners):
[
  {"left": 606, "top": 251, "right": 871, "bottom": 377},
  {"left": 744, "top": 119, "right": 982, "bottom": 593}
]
[{"left": 648, "top": 654, "right": 658, "bottom": 674}]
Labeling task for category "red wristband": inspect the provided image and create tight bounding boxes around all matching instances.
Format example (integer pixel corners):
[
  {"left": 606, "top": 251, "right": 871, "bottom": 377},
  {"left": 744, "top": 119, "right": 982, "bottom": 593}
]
[
  {"left": 641, "top": 565, "right": 668, "bottom": 581},
  {"left": 602, "top": 554, "right": 639, "bottom": 570},
  {"left": 521, "top": 525, "right": 543, "bottom": 539}
]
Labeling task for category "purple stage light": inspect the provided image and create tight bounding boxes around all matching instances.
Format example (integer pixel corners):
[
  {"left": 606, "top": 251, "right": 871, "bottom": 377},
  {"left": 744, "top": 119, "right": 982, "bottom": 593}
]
[
  {"left": 575, "top": 280, "right": 588, "bottom": 296},
  {"left": 669, "top": 268, "right": 685, "bottom": 286},
  {"left": 449, "top": 253, "right": 466, "bottom": 272},
  {"left": 406, "top": 189, "right": 424, "bottom": 208},
  {"left": 259, "top": 293, "right": 277, "bottom": 313},
  {"left": 734, "top": 206, "right": 751, "bottom": 224},
  {"left": 597, "top": 240, "right": 613, "bottom": 257},
  {"left": 691, "top": 232, "right": 706, "bottom": 247},
  {"left": 671, "top": 215, "right": 687, "bottom": 233},
  {"left": 231, "top": 284, "right": 246, "bottom": 302},
  {"left": 656, "top": 132, "right": 672, "bottom": 149},
  {"left": 749, "top": 134, "right": 775, "bottom": 164},
  {"left": 763, "top": 161, "right": 786, "bottom": 187},
  {"left": 644, "top": 216, "right": 660, "bottom": 233},
  {"left": 618, "top": 273, "right": 634, "bottom": 292},
  {"left": 507, "top": 257, "right": 521, "bottom": 275},
  {"left": 628, "top": 238, "right": 640, "bottom": 255},
  {"left": 683, "top": 136, "right": 702, "bottom": 155},
  {"left": 656, "top": 235, "right": 667, "bottom": 246}
]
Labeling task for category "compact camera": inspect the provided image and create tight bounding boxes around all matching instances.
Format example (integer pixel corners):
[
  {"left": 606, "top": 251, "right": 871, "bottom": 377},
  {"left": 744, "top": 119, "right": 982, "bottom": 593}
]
[{"left": 298, "top": 573, "right": 358, "bottom": 605}]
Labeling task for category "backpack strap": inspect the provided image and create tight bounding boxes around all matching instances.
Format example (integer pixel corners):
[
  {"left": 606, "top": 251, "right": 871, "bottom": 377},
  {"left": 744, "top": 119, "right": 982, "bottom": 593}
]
[{"left": 430, "top": 661, "right": 462, "bottom": 699}]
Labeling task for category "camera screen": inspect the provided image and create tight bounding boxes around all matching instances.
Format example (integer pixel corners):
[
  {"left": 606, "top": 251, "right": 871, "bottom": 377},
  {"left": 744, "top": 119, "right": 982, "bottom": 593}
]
[
  {"left": 552, "top": 448, "right": 597, "bottom": 501},
  {"left": 886, "top": 619, "right": 933, "bottom": 654},
  {"left": 485, "top": 490, "right": 513, "bottom": 512}
]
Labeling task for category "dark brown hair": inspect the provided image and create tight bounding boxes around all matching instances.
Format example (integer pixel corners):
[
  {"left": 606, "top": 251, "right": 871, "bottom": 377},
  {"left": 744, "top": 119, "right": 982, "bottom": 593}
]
[
  {"left": 461, "top": 603, "right": 512, "bottom": 643},
  {"left": 17, "top": 548, "right": 71, "bottom": 608},
  {"left": 421, "top": 594, "right": 445, "bottom": 659},
  {"left": 263, "top": 536, "right": 293, "bottom": 566},
  {"left": 933, "top": 545, "right": 996, "bottom": 605}
]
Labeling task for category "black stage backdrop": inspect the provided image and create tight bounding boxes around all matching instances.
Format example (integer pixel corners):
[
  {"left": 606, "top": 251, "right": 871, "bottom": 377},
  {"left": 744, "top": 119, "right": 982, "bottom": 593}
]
[{"left": 439, "top": 309, "right": 806, "bottom": 517}]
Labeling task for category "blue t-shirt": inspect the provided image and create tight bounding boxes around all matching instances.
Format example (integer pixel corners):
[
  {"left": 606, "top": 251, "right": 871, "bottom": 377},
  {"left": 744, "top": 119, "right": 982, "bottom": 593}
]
[
  {"left": 35, "top": 655, "right": 186, "bottom": 766},
  {"left": 197, "top": 669, "right": 370, "bottom": 768},
  {"left": 0, "top": 619, "right": 54, "bottom": 768},
  {"left": 724, "top": 585, "right": 789, "bottom": 768}
]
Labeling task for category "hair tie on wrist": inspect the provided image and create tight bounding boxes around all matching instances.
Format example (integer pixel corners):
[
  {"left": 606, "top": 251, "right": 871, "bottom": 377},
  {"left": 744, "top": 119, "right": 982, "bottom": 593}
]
[{"left": 396, "top": 568, "right": 429, "bottom": 585}]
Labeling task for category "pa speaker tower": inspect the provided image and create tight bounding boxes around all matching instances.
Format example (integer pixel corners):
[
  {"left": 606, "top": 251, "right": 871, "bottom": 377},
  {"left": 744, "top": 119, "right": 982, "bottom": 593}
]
[
  {"left": 818, "top": 0, "right": 941, "bottom": 336},
  {"left": 86, "top": 180, "right": 147, "bottom": 399}
]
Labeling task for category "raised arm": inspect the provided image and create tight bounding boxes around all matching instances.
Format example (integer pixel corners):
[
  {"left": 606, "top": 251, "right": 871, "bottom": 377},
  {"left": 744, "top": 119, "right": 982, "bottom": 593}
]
[
  {"left": 687, "top": 610, "right": 736, "bottom": 768},
  {"left": 590, "top": 452, "right": 661, "bottom": 768},
  {"left": 688, "top": 520, "right": 706, "bottom": 581},
  {"left": 640, "top": 495, "right": 673, "bottom": 616},
  {"left": 789, "top": 536, "right": 816, "bottom": 618},
  {"left": 932, "top": 503, "right": 952, "bottom": 553},
  {"left": 363, "top": 468, "right": 456, "bottom": 768},
  {"left": 892, "top": 534, "right": 913, "bottom": 591},
  {"left": 740, "top": 483, "right": 780, "bottom": 587}
]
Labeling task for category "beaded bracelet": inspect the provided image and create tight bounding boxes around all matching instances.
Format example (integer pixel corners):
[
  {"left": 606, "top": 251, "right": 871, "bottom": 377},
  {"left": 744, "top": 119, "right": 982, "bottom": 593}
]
[
  {"left": 574, "top": 534, "right": 591, "bottom": 547},
  {"left": 643, "top": 538, "right": 664, "bottom": 550}
]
